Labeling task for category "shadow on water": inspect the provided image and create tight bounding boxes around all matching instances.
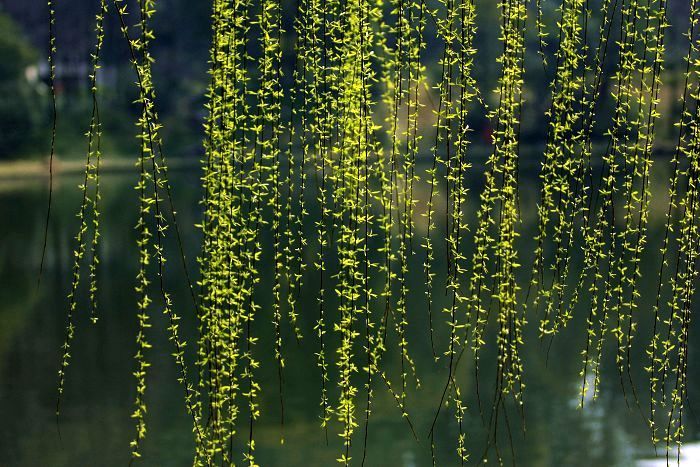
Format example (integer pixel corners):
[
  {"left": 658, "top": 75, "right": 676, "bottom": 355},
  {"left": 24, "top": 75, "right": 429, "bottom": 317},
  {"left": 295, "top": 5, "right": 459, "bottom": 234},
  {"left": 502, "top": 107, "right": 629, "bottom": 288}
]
[{"left": 1, "top": 156, "right": 699, "bottom": 466}]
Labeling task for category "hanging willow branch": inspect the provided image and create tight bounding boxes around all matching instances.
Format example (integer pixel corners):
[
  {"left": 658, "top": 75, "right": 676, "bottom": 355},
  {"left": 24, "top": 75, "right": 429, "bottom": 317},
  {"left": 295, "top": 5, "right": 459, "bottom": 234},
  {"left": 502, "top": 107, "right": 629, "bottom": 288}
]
[
  {"left": 468, "top": 0, "right": 527, "bottom": 409},
  {"left": 47, "top": 0, "right": 700, "bottom": 464},
  {"left": 426, "top": 0, "right": 478, "bottom": 463},
  {"left": 529, "top": 0, "right": 588, "bottom": 335},
  {"left": 109, "top": 0, "right": 203, "bottom": 459},
  {"left": 648, "top": 0, "right": 699, "bottom": 458},
  {"left": 56, "top": 0, "right": 107, "bottom": 422},
  {"left": 39, "top": 0, "right": 58, "bottom": 285},
  {"left": 576, "top": 0, "right": 667, "bottom": 409}
]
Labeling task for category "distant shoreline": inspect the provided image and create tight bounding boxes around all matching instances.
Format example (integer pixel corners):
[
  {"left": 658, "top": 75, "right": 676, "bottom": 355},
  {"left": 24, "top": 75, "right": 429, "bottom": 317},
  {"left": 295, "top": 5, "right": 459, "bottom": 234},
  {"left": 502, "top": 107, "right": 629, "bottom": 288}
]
[
  {"left": 0, "top": 140, "right": 682, "bottom": 181},
  {"left": 0, "top": 156, "right": 201, "bottom": 180}
]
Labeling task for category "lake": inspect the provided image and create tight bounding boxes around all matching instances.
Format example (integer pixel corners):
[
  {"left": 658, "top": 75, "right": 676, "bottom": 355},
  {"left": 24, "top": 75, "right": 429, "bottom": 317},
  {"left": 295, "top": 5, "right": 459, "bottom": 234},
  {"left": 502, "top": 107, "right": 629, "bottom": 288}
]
[{"left": 0, "top": 156, "right": 698, "bottom": 466}]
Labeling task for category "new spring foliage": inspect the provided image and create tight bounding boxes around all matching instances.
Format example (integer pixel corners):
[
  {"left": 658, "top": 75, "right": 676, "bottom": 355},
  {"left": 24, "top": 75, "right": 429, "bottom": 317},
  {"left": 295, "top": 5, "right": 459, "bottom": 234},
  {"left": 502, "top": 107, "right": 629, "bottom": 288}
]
[{"left": 51, "top": 0, "right": 700, "bottom": 464}]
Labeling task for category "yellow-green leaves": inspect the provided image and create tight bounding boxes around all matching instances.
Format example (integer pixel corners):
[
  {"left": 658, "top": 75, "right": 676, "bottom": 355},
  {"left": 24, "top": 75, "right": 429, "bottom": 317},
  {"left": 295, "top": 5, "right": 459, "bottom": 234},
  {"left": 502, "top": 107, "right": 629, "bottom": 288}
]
[
  {"left": 648, "top": 0, "right": 697, "bottom": 456},
  {"left": 469, "top": 0, "right": 527, "bottom": 403},
  {"left": 530, "top": 0, "right": 588, "bottom": 337},
  {"left": 56, "top": 0, "right": 107, "bottom": 426},
  {"left": 576, "top": 0, "right": 667, "bottom": 410},
  {"left": 425, "top": 0, "right": 477, "bottom": 461},
  {"left": 55, "top": 0, "right": 700, "bottom": 464}
]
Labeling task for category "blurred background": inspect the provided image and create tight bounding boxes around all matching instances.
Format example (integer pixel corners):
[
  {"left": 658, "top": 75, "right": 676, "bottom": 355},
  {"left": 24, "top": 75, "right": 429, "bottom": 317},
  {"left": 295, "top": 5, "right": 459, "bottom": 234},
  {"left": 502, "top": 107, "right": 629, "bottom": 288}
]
[
  {"left": 1, "top": 1, "right": 700, "bottom": 466},
  {"left": 0, "top": 0, "right": 213, "bottom": 160},
  {"left": 0, "top": 0, "right": 694, "bottom": 162}
]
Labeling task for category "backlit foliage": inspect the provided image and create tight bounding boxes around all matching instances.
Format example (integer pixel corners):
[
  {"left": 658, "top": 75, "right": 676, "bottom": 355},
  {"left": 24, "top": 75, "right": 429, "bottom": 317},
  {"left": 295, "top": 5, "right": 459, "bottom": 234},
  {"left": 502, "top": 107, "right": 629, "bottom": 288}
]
[{"left": 50, "top": 0, "right": 700, "bottom": 464}]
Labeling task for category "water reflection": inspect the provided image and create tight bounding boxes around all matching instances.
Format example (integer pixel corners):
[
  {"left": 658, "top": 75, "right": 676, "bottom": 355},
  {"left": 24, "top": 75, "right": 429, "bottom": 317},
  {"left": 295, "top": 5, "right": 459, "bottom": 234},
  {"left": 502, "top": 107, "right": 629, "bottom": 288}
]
[
  {"left": 637, "top": 443, "right": 700, "bottom": 466},
  {"left": 0, "top": 160, "right": 698, "bottom": 466}
]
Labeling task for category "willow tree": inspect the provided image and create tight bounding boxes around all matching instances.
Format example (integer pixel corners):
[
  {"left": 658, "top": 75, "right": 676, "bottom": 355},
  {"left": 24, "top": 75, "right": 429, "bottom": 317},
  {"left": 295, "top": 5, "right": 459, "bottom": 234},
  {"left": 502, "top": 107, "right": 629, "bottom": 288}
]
[
  {"left": 649, "top": 0, "right": 700, "bottom": 459},
  {"left": 46, "top": 0, "right": 700, "bottom": 464},
  {"left": 425, "top": 0, "right": 478, "bottom": 462},
  {"left": 575, "top": 0, "right": 667, "bottom": 407}
]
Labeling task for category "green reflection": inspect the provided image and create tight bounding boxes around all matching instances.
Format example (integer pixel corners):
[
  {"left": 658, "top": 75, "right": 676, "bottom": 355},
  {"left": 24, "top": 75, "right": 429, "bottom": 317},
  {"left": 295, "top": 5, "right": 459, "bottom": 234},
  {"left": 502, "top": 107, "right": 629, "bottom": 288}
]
[{"left": 0, "top": 160, "right": 697, "bottom": 466}]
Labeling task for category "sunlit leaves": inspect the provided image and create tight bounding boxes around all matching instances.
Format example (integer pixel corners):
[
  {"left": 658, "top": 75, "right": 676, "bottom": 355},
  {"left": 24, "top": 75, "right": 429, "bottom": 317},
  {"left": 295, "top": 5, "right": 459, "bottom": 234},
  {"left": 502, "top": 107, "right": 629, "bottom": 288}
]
[{"left": 54, "top": 0, "right": 700, "bottom": 464}]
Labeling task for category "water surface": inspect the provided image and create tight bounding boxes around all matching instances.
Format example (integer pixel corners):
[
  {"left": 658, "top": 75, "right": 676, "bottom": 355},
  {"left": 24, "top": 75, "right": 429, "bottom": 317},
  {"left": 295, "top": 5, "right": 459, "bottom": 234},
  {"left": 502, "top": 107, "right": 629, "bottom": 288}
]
[{"left": 1, "top": 159, "right": 698, "bottom": 466}]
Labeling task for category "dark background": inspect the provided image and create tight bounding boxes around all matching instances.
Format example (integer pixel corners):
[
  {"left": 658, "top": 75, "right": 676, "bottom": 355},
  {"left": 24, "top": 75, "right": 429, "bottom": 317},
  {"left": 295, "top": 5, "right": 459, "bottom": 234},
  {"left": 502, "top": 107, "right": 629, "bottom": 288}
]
[{"left": 0, "top": 0, "right": 694, "bottom": 160}]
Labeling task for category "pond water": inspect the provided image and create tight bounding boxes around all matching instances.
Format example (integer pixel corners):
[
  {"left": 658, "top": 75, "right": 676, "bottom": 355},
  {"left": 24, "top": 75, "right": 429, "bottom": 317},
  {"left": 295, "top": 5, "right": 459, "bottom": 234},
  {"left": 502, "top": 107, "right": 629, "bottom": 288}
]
[{"left": 0, "top": 158, "right": 698, "bottom": 466}]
